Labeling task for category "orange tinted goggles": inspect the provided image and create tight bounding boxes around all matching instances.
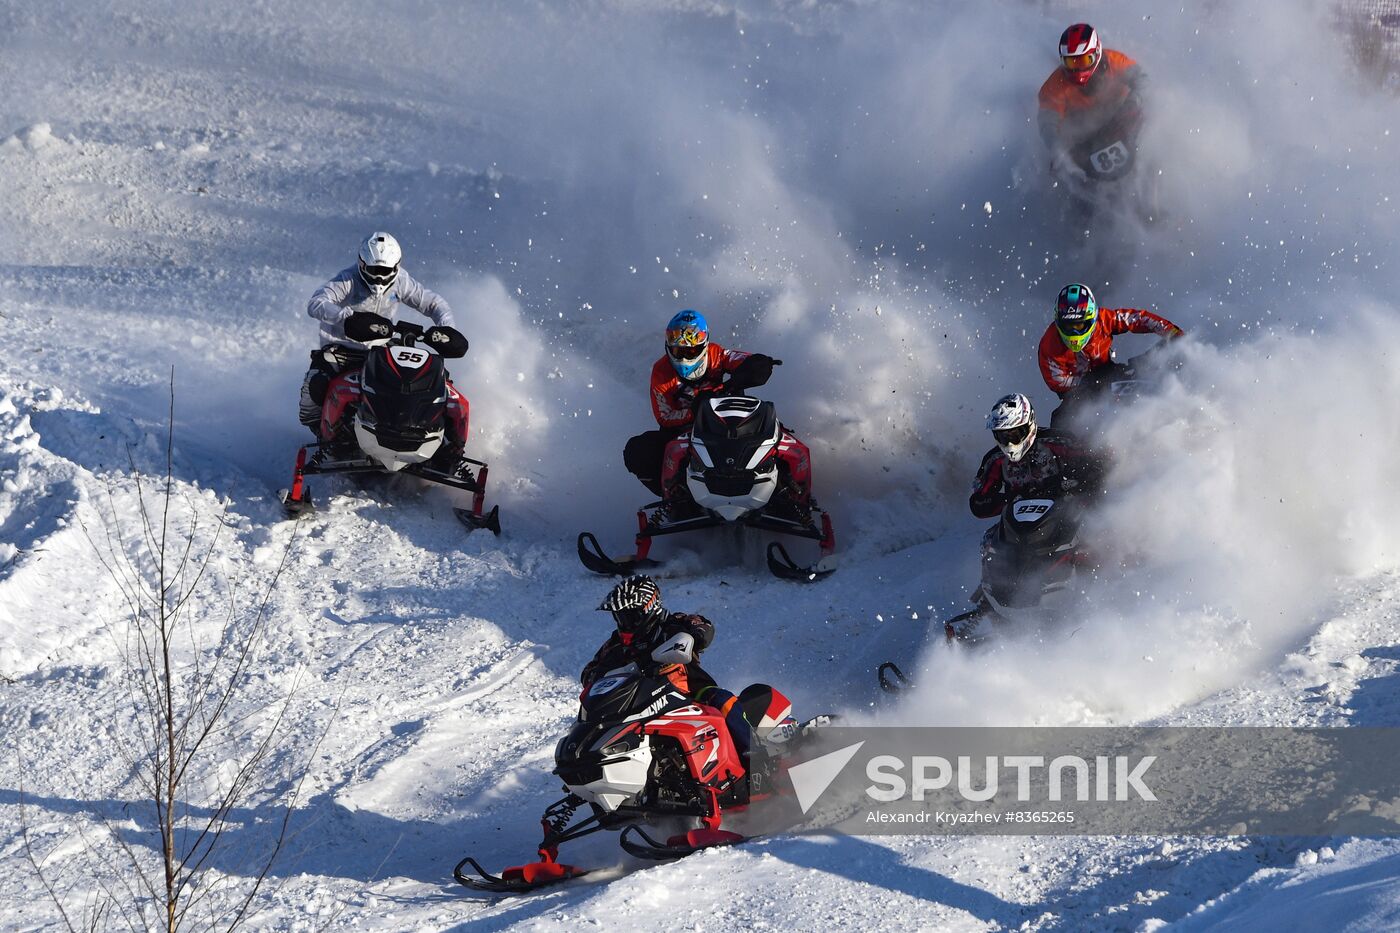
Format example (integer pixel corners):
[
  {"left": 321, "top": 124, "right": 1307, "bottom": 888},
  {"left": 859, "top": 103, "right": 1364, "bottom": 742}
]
[{"left": 1062, "top": 50, "right": 1100, "bottom": 71}]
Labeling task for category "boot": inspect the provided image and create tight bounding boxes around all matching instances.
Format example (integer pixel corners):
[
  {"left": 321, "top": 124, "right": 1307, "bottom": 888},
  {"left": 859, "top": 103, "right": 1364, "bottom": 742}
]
[{"left": 649, "top": 478, "right": 700, "bottom": 527}]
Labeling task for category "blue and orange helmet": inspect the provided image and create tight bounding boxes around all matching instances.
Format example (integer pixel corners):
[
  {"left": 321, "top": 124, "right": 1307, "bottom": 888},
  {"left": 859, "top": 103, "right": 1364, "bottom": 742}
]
[
  {"left": 1055, "top": 283, "right": 1099, "bottom": 352},
  {"left": 666, "top": 309, "right": 710, "bottom": 380}
]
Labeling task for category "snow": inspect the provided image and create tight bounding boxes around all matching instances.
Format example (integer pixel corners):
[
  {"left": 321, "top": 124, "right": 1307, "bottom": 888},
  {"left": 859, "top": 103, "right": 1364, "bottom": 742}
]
[{"left": 3, "top": 0, "right": 1400, "bottom": 929}]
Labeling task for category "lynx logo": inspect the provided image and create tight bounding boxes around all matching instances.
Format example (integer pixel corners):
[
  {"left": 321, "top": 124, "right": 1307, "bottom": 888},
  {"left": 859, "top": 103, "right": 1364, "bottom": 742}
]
[{"left": 788, "top": 742, "right": 865, "bottom": 814}]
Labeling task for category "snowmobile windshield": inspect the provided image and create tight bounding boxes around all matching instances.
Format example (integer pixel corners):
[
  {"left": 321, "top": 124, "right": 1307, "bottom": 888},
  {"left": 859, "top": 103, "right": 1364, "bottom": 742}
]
[{"left": 993, "top": 424, "right": 1031, "bottom": 447}]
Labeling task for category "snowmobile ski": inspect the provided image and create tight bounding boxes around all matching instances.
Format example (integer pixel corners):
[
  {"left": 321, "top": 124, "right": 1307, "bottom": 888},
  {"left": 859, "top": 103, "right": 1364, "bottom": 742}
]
[
  {"left": 618, "top": 824, "right": 745, "bottom": 861},
  {"left": 455, "top": 505, "right": 502, "bottom": 534},
  {"left": 278, "top": 486, "right": 315, "bottom": 516},
  {"left": 766, "top": 540, "right": 836, "bottom": 582},
  {"left": 278, "top": 447, "right": 316, "bottom": 516},
  {"left": 452, "top": 855, "right": 587, "bottom": 895},
  {"left": 452, "top": 462, "right": 501, "bottom": 534},
  {"left": 764, "top": 507, "right": 835, "bottom": 581},
  {"left": 577, "top": 531, "right": 660, "bottom": 576},
  {"left": 877, "top": 662, "right": 912, "bottom": 694}
]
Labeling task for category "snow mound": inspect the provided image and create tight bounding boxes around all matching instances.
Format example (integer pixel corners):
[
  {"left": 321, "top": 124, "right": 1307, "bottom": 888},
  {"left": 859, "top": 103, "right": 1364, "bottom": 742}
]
[{"left": 2, "top": 122, "right": 66, "bottom": 153}]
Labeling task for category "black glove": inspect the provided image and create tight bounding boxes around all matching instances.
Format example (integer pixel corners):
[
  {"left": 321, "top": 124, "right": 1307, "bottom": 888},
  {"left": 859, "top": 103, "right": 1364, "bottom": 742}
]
[
  {"left": 423, "top": 326, "right": 469, "bottom": 358},
  {"left": 344, "top": 311, "right": 392, "bottom": 343},
  {"left": 726, "top": 354, "right": 780, "bottom": 393},
  {"left": 675, "top": 612, "right": 715, "bottom": 652}
]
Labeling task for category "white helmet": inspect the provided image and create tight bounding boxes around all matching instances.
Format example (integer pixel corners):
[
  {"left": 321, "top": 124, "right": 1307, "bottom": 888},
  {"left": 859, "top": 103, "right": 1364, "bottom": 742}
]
[
  {"left": 986, "top": 393, "right": 1038, "bottom": 463},
  {"left": 358, "top": 232, "right": 402, "bottom": 296}
]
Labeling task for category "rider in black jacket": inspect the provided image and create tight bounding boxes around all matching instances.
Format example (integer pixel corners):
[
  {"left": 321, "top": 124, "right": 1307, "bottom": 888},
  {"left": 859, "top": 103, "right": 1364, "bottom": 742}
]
[{"left": 584, "top": 577, "right": 794, "bottom": 759}]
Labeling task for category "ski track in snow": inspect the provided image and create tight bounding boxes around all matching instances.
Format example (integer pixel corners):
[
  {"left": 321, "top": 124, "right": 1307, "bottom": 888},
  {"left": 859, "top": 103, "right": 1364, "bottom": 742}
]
[{"left": 4, "top": 1, "right": 1400, "bottom": 930}]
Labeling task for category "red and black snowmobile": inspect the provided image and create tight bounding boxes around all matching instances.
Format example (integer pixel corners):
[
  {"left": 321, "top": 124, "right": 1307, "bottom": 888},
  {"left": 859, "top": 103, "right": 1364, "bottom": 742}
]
[
  {"left": 578, "top": 381, "right": 835, "bottom": 582},
  {"left": 278, "top": 315, "right": 499, "bottom": 533},
  {"left": 454, "top": 667, "right": 830, "bottom": 894}
]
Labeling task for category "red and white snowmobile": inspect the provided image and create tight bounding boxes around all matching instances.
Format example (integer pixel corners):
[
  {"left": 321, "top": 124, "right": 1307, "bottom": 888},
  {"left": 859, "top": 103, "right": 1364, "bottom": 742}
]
[
  {"left": 577, "top": 388, "right": 835, "bottom": 582},
  {"left": 278, "top": 316, "right": 500, "bottom": 533},
  {"left": 453, "top": 667, "right": 830, "bottom": 894}
]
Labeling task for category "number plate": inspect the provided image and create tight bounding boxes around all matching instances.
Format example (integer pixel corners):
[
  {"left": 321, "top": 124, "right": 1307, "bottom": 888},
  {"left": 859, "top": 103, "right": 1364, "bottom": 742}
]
[
  {"left": 1012, "top": 498, "right": 1056, "bottom": 522},
  {"left": 1089, "top": 140, "right": 1130, "bottom": 175},
  {"left": 389, "top": 345, "right": 429, "bottom": 368},
  {"left": 589, "top": 676, "right": 628, "bottom": 696}
]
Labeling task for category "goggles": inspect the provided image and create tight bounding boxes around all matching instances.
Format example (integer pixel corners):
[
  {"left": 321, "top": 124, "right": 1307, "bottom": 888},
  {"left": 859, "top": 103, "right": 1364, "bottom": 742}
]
[
  {"left": 667, "top": 343, "right": 705, "bottom": 361},
  {"left": 1062, "top": 50, "right": 1100, "bottom": 72},
  {"left": 611, "top": 606, "right": 654, "bottom": 633},
  {"left": 361, "top": 263, "right": 398, "bottom": 286},
  {"left": 993, "top": 424, "right": 1032, "bottom": 447},
  {"left": 1057, "top": 315, "right": 1095, "bottom": 337}
]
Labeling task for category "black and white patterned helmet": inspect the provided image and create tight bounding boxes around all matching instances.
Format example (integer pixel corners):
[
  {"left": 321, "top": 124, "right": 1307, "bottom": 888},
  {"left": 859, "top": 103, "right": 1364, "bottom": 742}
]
[
  {"left": 986, "top": 393, "right": 1038, "bottom": 463},
  {"left": 598, "top": 576, "right": 666, "bottom": 634}
]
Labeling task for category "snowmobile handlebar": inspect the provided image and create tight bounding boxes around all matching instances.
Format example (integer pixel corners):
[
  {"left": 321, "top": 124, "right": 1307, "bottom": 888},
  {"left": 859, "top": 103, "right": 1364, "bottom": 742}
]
[
  {"left": 719, "top": 355, "right": 781, "bottom": 394},
  {"left": 684, "top": 356, "right": 783, "bottom": 411},
  {"left": 343, "top": 312, "right": 469, "bottom": 358}
]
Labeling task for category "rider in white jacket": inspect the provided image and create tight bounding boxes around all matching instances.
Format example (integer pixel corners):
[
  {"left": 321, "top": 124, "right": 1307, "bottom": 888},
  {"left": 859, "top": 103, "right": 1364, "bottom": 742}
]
[{"left": 298, "top": 232, "right": 456, "bottom": 431}]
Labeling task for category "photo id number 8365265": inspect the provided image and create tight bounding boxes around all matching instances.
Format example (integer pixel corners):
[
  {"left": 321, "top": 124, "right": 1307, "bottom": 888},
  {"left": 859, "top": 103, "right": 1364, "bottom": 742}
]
[{"left": 1005, "top": 810, "right": 1076, "bottom": 824}]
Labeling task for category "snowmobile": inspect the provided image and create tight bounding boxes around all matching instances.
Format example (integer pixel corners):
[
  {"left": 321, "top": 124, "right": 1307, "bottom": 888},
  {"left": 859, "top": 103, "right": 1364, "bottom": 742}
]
[
  {"left": 578, "top": 387, "right": 835, "bottom": 582},
  {"left": 278, "top": 315, "right": 500, "bottom": 533},
  {"left": 454, "top": 666, "right": 830, "bottom": 894},
  {"left": 878, "top": 491, "right": 1086, "bottom": 694},
  {"left": 950, "top": 492, "right": 1085, "bottom": 636},
  {"left": 1049, "top": 337, "right": 1184, "bottom": 432}
]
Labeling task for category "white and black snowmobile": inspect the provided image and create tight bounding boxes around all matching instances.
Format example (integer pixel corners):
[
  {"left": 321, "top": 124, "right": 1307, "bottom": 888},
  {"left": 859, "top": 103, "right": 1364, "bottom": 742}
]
[
  {"left": 454, "top": 665, "right": 831, "bottom": 894},
  {"left": 278, "top": 315, "right": 500, "bottom": 533},
  {"left": 578, "top": 386, "right": 835, "bottom": 582}
]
